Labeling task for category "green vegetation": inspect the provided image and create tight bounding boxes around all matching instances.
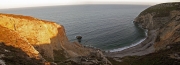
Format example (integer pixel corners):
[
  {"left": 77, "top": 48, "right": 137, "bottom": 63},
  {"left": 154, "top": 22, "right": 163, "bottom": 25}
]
[
  {"left": 53, "top": 50, "right": 67, "bottom": 63},
  {"left": 108, "top": 42, "right": 180, "bottom": 65},
  {"left": 139, "top": 2, "right": 180, "bottom": 17}
]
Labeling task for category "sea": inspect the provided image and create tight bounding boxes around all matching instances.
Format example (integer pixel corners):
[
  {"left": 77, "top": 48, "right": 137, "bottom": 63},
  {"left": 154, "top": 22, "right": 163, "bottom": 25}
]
[{"left": 0, "top": 4, "right": 150, "bottom": 52}]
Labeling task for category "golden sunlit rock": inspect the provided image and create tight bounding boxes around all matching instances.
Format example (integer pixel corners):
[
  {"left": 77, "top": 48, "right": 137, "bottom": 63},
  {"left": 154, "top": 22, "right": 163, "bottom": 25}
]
[
  {"left": 0, "top": 13, "right": 92, "bottom": 61},
  {"left": 0, "top": 25, "right": 39, "bottom": 58}
]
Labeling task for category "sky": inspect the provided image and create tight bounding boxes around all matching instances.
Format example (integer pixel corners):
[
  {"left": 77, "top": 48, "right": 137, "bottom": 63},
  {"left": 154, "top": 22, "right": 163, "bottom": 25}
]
[{"left": 0, "top": 0, "right": 179, "bottom": 9}]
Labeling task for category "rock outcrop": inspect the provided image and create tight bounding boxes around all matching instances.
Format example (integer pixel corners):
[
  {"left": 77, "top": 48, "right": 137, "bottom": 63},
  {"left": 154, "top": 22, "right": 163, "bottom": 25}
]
[
  {"left": 0, "top": 42, "right": 44, "bottom": 65},
  {"left": 134, "top": 2, "right": 180, "bottom": 50},
  {"left": 60, "top": 50, "right": 112, "bottom": 65},
  {"left": 105, "top": 3, "right": 180, "bottom": 65},
  {"left": 0, "top": 13, "right": 111, "bottom": 64}
]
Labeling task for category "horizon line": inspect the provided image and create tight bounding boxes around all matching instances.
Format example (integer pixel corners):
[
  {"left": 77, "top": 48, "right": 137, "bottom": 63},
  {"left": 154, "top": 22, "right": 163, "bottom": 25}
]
[{"left": 0, "top": 3, "right": 159, "bottom": 9}]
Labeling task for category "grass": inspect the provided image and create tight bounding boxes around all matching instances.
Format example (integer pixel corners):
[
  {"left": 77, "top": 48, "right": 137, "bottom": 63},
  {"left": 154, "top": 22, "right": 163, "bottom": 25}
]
[
  {"left": 53, "top": 50, "right": 67, "bottom": 63},
  {"left": 139, "top": 2, "right": 180, "bottom": 17}
]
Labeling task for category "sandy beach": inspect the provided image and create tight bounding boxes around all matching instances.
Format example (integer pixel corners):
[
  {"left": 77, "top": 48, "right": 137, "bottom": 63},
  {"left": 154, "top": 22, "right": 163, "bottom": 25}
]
[{"left": 105, "top": 30, "right": 157, "bottom": 57}]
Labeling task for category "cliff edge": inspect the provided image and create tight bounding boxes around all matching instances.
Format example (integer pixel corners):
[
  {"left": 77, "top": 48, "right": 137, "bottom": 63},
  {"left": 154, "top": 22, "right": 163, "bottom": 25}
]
[
  {"left": 134, "top": 2, "right": 180, "bottom": 50},
  {"left": 0, "top": 13, "right": 111, "bottom": 65},
  {"left": 107, "top": 2, "right": 180, "bottom": 65}
]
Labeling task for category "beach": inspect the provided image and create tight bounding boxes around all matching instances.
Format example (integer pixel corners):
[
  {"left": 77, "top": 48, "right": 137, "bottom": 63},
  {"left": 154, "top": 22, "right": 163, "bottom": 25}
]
[{"left": 105, "top": 30, "right": 157, "bottom": 57}]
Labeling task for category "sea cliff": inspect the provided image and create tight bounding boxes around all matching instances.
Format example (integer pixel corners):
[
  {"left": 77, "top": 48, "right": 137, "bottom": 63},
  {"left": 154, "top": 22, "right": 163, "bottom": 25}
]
[
  {"left": 0, "top": 13, "right": 111, "bottom": 65},
  {"left": 1, "top": 2, "right": 180, "bottom": 65},
  {"left": 107, "top": 2, "right": 180, "bottom": 65},
  {"left": 134, "top": 2, "right": 180, "bottom": 50}
]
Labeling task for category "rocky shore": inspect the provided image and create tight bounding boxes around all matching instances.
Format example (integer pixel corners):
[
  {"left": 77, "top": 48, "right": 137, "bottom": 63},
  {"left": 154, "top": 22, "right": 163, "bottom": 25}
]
[
  {"left": 0, "top": 13, "right": 112, "bottom": 65},
  {"left": 106, "top": 2, "right": 180, "bottom": 65},
  {"left": 106, "top": 29, "right": 157, "bottom": 57},
  {"left": 0, "top": 2, "right": 180, "bottom": 65}
]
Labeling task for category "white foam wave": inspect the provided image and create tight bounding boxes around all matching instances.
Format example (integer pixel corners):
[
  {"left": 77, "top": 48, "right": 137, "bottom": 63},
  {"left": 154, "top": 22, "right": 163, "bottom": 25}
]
[
  {"left": 109, "top": 29, "right": 148, "bottom": 52},
  {"left": 109, "top": 38, "right": 146, "bottom": 52}
]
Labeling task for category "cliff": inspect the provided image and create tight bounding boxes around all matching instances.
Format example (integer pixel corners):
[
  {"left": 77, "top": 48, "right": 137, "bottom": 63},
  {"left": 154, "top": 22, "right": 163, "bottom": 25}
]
[
  {"left": 110, "top": 2, "right": 180, "bottom": 65},
  {"left": 0, "top": 13, "right": 111, "bottom": 65},
  {"left": 134, "top": 2, "right": 180, "bottom": 50},
  {"left": 0, "top": 42, "right": 44, "bottom": 65}
]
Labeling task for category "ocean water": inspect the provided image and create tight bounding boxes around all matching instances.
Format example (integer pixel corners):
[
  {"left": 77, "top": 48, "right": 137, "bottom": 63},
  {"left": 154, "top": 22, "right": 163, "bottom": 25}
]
[{"left": 0, "top": 4, "right": 149, "bottom": 52}]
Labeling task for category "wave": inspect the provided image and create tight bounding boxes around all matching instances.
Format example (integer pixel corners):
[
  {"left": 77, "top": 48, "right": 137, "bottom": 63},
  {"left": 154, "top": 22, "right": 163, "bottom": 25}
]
[
  {"left": 109, "top": 38, "right": 145, "bottom": 52},
  {"left": 109, "top": 29, "right": 148, "bottom": 52}
]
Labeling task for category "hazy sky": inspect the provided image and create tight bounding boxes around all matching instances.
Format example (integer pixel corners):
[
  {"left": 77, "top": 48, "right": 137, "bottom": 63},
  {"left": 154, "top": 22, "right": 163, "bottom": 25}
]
[{"left": 0, "top": 0, "right": 179, "bottom": 9}]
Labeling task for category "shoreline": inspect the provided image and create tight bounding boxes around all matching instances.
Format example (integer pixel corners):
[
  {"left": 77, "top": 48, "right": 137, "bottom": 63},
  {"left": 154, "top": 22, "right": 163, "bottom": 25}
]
[
  {"left": 105, "top": 29, "right": 157, "bottom": 57},
  {"left": 108, "top": 37, "right": 146, "bottom": 52},
  {"left": 109, "top": 29, "right": 148, "bottom": 52},
  {"left": 108, "top": 22, "right": 148, "bottom": 52}
]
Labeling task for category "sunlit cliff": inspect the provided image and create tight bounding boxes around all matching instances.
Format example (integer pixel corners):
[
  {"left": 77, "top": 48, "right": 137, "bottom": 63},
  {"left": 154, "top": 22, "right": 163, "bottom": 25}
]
[
  {"left": 0, "top": 13, "right": 89, "bottom": 59},
  {"left": 0, "top": 13, "right": 112, "bottom": 65}
]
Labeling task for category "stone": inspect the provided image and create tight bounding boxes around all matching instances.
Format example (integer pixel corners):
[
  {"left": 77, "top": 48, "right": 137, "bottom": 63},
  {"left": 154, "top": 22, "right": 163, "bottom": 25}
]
[
  {"left": 0, "top": 13, "right": 112, "bottom": 64},
  {"left": 76, "top": 36, "right": 82, "bottom": 43},
  {"left": 134, "top": 3, "right": 180, "bottom": 50},
  {"left": 76, "top": 36, "right": 82, "bottom": 39}
]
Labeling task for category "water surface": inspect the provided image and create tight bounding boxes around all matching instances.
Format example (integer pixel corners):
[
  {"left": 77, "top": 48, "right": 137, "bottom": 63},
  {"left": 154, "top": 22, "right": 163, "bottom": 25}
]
[{"left": 0, "top": 4, "right": 149, "bottom": 51}]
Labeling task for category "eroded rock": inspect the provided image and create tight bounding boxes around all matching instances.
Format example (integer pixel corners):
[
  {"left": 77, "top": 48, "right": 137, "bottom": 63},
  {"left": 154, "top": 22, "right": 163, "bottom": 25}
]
[
  {"left": 134, "top": 2, "right": 180, "bottom": 50},
  {"left": 0, "top": 13, "right": 111, "bottom": 64}
]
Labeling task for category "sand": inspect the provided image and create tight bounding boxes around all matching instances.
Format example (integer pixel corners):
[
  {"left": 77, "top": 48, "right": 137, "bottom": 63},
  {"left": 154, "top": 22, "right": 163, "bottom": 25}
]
[{"left": 105, "top": 30, "right": 157, "bottom": 57}]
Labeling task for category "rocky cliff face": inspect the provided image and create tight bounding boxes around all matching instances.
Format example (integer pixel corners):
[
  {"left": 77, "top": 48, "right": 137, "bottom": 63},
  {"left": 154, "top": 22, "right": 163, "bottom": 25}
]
[
  {"left": 0, "top": 42, "right": 44, "bottom": 65},
  {"left": 105, "top": 3, "right": 180, "bottom": 65},
  {"left": 0, "top": 13, "right": 111, "bottom": 65},
  {"left": 134, "top": 2, "right": 180, "bottom": 50}
]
